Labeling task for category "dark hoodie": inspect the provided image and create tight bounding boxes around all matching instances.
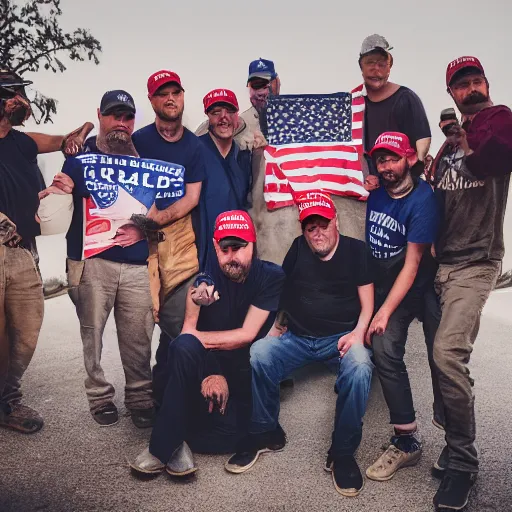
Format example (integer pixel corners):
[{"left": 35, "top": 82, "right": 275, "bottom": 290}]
[{"left": 434, "top": 105, "right": 512, "bottom": 264}]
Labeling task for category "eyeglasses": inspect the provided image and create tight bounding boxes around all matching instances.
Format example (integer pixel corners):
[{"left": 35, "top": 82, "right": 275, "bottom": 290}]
[
  {"left": 0, "top": 85, "right": 26, "bottom": 100},
  {"left": 375, "top": 156, "right": 401, "bottom": 165},
  {"left": 450, "top": 77, "right": 485, "bottom": 90},
  {"left": 152, "top": 90, "right": 182, "bottom": 98}
]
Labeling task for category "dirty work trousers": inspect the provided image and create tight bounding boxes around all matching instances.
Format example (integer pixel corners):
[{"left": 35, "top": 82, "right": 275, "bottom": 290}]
[
  {"left": 67, "top": 258, "right": 154, "bottom": 412},
  {"left": 0, "top": 246, "right": 44, "bottom": 411},
  {"left": 433, "top": 260, "right": 500, "bottom": 474}
]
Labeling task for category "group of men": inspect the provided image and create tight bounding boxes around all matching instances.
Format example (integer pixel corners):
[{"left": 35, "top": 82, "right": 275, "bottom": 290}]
[{"left": 1, "top": 32, "right": 511, "bottom": 511}]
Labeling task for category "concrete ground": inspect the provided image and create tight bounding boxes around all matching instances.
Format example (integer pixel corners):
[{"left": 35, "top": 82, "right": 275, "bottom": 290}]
[{"left": 1, "top": 292, "right": 512, "bottom": 512}]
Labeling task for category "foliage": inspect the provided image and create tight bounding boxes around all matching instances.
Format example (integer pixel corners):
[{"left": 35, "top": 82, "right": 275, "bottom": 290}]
[{"left": 0, "top": 0, "right": 102, "bottom": 123}]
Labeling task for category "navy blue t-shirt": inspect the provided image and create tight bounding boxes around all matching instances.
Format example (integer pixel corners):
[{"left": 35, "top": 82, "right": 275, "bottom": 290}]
[
  {"left": 133, "top": 124, "right": 207, "bottom": 263},
  {"left": 0, "top": 130, "right": 45, "bottom": 244},
  {"left": 63, "top": 137, "right": 148, "bottom": 263},
  {"left": 197, "top": 252, "right": 285, "bottom": 364},
  {"left": 198, "top": 133, "right": 252, "bottom": 254},
  {"left": 366, "top": 179, "right": 439, "bottom": 306}
]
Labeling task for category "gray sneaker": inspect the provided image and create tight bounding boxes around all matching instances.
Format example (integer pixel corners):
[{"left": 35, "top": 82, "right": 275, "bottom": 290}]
[
  {"left": 166, "top": 442, "right": 198, "bottom": 477},
  {"left": 366, "top": 444, "right": 422, "bottom": 481}
]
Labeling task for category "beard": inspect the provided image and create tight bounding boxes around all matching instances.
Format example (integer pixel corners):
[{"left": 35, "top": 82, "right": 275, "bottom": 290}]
[
  {"left": 102, "top": 130, "right": 138, "bottom": 156},
  {"left": 221, "top": 260, "right": 251, "bottom": 283},
  {"left": 462, "top": 91, "right": 489, "bottom": 106},
  {"left": 0, "top": 96, "right": 31, "bottom": 126},
  {"left": 155, "top": 104, "right": 183, "bottom": 123}
]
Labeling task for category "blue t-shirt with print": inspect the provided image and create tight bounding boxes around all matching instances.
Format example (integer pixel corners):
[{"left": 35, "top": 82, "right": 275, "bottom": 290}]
[
  {"left": 366, "top": 179, "right": 439, "bottom": 307},
  {"left": 63, "top": 137, "right": 149, "bottom": 264},
  {"left": 133, "top": 124, "right": 207, "bottom": 264}
]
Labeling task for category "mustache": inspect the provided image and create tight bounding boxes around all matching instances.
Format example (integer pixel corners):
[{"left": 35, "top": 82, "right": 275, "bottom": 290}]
[{"left": 462, "top": 92, "right": 488, "bottom": 105}]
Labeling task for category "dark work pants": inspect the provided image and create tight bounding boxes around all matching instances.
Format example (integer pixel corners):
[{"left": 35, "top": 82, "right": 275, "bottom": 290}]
[
  {"left": 372, "top": 286, "right": 444, "bottom": 426},
  {"left": 152, "top": 276, "right": 195, "bottom": 407},
  {"left": 149, "top": 334, "right": 251, "bottom": 463}
]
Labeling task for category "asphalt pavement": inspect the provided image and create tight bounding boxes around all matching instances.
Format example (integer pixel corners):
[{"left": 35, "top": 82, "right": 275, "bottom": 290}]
[{"left": 1, "top": 292, "right": 512, "bottom": 512}]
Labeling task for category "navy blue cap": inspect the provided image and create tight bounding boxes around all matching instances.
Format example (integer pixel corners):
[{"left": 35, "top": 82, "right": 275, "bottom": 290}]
[
  {"left": 100, "top": 90, "right": 136, "bottom": 115},
  {"left": 247, "top": 58, "right": 277, "bottom": 83}
]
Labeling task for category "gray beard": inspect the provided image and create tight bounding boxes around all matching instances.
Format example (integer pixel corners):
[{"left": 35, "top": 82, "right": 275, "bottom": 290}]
[{"left": 97, "top": 131, "right": 138, "bottom": 156}]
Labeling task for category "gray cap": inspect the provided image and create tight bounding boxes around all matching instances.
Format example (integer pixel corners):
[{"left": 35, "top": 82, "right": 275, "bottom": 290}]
[{"left": 360, "top": 34, "right": 393, "bottom": 56}]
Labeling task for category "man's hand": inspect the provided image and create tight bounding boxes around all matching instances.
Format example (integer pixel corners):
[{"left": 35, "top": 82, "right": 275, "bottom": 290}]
[
  {"left": 268, "top": 323, "right": 287, "bottom": 338},
  {"left": 113, "top": 224, "right": 144, "bottom": 247},
  {"left": 38, "top": 172, "right": 75, "bottom": 200},
  {"left": 443, "top": 123, "right": 473, "bottom": 156},
  {"left": 338, "top": 327, "right": 365, "bottom": 357},
  {"left": 201, "top": 375, "right": 229, "bottom": 414},
  {"left": 146, "top": 203, "right": 166, "bottom": 227},
  {"left": 62, "top": 122, "right": 95, "bottom": 157},
  {"left": 365, "top": 309, "right": 390, "bottom": 344},
  {"left": 364, "top": 175, "right": 380, "bottom": 192},
  {"left": 191, "top": 282, "right": 220, "bottom": 307},
  {"left": 0, "top": 213, "right": 22, "bottom": 247}
]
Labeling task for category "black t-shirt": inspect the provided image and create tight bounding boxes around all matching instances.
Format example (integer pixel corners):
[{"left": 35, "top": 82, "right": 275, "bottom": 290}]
[
  {"left": 133, "top": 124, "right": 207, "bottom": 263},
  {"left": 0, "top": 130, "right": 45, "bottom": 244},
  {"left": 279, "top": 235, "right": 373, "bottom": 338},
  {"left": 364, "top": 86, "right": 431, "bottom": 152},
  {"left": 197, "top": 252, "right": 285, "bottom": 368},
  {"left": 63, "top": 137, "right": 148, "bottom": 263}
]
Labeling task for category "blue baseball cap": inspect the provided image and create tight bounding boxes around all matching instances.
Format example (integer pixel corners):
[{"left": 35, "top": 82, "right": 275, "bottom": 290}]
[
  {"left": 247, "top": 58, "right": 277, "bottom": 83},
  {"left": 100, "top": 89, "right": 136, "bottom": 115}
]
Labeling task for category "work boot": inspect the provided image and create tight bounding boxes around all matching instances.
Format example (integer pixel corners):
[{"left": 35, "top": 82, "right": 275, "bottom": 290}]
[
  {"left": 0, "top": 403, "right": 43, "bottom": 434},
  {"left": 366, "top": 431, "right": 422, "bottom": 481},
  {"left": 130, "top": 407, "right": 156, "bottom": 429},
  {"left": 130, "top": 447, "right": 165, "bottom": 475},
  {"left": 91, "top": 402, "right": 119, "bottom": 427},
  {"left": 434, "top": 469, "right": 477, "bottom": 510},
  {"left": 166, "top": 442, "right": 198, "bottom": 477},
  {"left": 225, "top": 424, "right": 286, "bottom": 474}
]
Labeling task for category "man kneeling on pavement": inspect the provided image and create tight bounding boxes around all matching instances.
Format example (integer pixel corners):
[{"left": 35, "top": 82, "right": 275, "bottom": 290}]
[
  {"left": 130, "top": 210, "right": 284, "bottom": 476},
  {"left": 225, "top": 193, "right": 375, "bottom": 497}
]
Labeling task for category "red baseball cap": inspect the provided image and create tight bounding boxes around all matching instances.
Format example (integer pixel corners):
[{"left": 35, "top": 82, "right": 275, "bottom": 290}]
[
  {"left": 203, "top": 89, "right": 239, "bottom": 113},
  {"left": 368, "top": 132, "right": 416, "bottom": 158},
  {"left": 147, "top": 70, "right": 184, "bottom": 97},
  {"left": 295, "top": 191, "right": 337, "bottom": 222},
  {"left": 213, "top": 210, "right": 256, "bottom": 245},
  {"left": 446, "top": 56, "right": 485, "bottom": 87}
]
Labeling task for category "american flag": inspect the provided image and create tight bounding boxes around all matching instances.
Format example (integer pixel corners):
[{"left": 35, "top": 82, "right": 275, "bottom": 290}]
[{"left": 263, "top": 84, "right": 367, "bottom": 210}]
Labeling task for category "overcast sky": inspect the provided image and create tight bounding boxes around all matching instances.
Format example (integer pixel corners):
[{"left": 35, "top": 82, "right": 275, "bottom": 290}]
[{"left": 21, "top": 0, "right": 511, "bottom": 277}]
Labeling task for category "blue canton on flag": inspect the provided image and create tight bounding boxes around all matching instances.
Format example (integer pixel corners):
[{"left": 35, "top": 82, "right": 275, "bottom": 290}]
[{"left": 266, "top": 93, "right": 353, "bottom": 145}]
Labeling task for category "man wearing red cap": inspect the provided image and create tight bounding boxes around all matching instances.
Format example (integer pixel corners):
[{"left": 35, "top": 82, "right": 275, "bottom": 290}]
[
  {"left": 130, "top": 210, "right": 284, "bottom": 478},
  {"left": 225, "top": 193, "right": 374, "bottom": 497},
  {"left": 196, "top": 89, "right": 252, "bottom": 243},
  {"left": 361, "top": 132, "right": 441, "bottom": 483},
  {"left": 427, "top": 57, "right": 512, "bottom": 510},
  {"left": 132, "top": 70, "right": 207, "bottom": 405}
]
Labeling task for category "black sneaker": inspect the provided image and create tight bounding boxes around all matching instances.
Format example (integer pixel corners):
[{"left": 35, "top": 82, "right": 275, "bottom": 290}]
[
  {"left": 130, "top": 407, "right": 156, "bottom": 429},
  {"left": 432, "top": 445, "right": 449, "bottom": 477},
  {"left": 92, "top": 403, "right": 119, "bottom": 426},
  {"left": 332, "top": 455, "right": 364, "bottom": 497},
  {"left": 225, "top": 424, "right": 286, "bottom": 474},
  {"left": 434, "top": 470, "right": 476, "bottom": 510},
  {"left": 324, "top": 453, "right": 333, "bottom": 473}
]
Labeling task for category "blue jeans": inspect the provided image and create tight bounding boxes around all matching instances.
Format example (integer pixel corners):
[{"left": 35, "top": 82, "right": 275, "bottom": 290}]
[{"left": 250, "top": 330, "right": 374, "bottom": 459}]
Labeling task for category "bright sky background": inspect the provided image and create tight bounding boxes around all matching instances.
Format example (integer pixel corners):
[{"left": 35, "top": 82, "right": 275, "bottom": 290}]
[{"left": 19, "top": 0, "right": 511, "bottom": 278}]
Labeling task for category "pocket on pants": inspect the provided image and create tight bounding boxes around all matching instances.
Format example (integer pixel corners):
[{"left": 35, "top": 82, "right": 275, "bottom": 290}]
[{"left": 66, "top": 258, "right": 85, "bottom": 288}]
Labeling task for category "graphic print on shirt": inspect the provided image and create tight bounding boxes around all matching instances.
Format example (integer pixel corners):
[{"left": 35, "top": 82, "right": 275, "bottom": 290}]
[
  {"left": 437, "top": 147, "right": 485, "bottom": 191},
  {"left": 64, "top": 153, "right": 185, "bottom": 259},
  {"left": 367, "top": 208, "right": 407, "bottom": 259}
]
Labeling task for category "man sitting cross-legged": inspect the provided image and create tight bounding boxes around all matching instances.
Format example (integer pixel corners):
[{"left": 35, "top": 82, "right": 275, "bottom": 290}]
[
  {"left": 130, "top": 210, "right": 284, "bottom": 477},
  {"left": 225, "top": 192, "right": 375, "bottom": 497}
]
